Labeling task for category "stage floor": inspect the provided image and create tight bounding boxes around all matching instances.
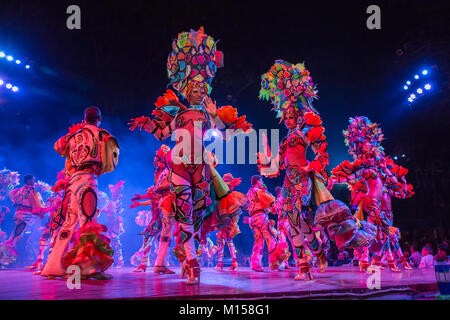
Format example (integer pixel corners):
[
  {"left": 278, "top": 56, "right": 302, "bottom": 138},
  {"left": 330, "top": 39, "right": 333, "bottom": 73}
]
[{"left": 0, "top": 266, "right": 438, "bottom": 300}]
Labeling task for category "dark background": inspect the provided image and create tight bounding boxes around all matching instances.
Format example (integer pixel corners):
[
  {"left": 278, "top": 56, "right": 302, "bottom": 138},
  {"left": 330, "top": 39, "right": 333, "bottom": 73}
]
[{"left": 0, "top": 0, "right": 448, "bottom": 265}]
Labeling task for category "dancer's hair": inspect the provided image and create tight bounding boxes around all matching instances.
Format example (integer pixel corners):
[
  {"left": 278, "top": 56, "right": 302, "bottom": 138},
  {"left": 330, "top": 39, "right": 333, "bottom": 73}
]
[
  {"left": 84, "top": 106, "right": 102, "bottom": 124},
  {"left": 275, "top": 186, "right": 282, "bottom": 195},
  {"left": 251, "top": 175, "right": 262, "bottom": 186},
  {"left": 23, "top": 174, "right": 34, "bottom": 184}
]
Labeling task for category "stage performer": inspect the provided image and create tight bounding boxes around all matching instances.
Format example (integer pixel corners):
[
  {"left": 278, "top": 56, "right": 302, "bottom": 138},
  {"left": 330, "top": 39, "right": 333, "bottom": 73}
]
[
  {"left": 41, "top": 106, "right": 119, "bottom": 280},
  {"left": 130, "top": 210, "right": 156, "bottom": 269},
  {"left": 258, "top": 60, "right": 375, "bottom": 280},
  {"left": 128, "top": 27, "right": 251, "bottom": 284},
  {"left": 8, "top": 175, "right": 45, "bottom": 246},
  {"left": 273, "top": 186, "right": 296, "bottom": 268},
  {"left": 103, "top": 181, "right": 125, "bottom": 268},
  {"left": 27, "top": 170, "right": 66, "bottom": 274},
  {"left": 329, "top": 116, "right": 412, "bottom": 272},
  {"left": 0, "top": 206, "right": 8, "bottom": 243},
  {"left": 209, "top": 173, "right": 247, "bottom": 271},
  {"left": 380, "top": 175, "right": 413, "bottom": 269},
  {"left": 130, "top": 144, "right": 176, "bottom": 273},
  {"left": 245, "top": 175, "right": 288, "bottom": 272}
]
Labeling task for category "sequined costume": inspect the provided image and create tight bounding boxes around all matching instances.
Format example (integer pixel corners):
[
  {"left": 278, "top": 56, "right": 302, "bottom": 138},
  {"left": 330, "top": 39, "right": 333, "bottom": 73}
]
[
  {"left": 41, "top": 112, "right": 119, "bottom": 279},
  {"left": 128, "top": 27, "right": 251, "bottom": 284}
]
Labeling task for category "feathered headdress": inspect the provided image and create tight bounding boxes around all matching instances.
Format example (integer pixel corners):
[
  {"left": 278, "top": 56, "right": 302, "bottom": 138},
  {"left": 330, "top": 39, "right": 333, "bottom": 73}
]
[
  {"left": 259, "top": 60, "right": 318, "bottom": 119},
  {"left": 167, "top": 26, "right": 223, "bottom": 99},
  {"left": 108, "top": 180, "right": 125, "bottom": 199},
  {"left": 35, "top": 180, "right": 53, "bottom": 198},
  {"left": 343, "top": 116, "right": 384, "bottom": 159}
]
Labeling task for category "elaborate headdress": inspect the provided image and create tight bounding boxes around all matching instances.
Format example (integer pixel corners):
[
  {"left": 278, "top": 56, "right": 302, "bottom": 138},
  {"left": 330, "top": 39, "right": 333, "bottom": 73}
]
[
  {"left": 343, "top": 116, "right": 384, "bottom": 159},
  {"left": 0, "top": 168, "right": 20, "bottom": 201},
  {"left": 259, "top": 60, "right": 318, "bottom": 119},
  {"left": 109, "top": 180, "right": 125, "bottom": 199},
  {"left": 167, "top": 26, "right": 223, "bottom": 99}
]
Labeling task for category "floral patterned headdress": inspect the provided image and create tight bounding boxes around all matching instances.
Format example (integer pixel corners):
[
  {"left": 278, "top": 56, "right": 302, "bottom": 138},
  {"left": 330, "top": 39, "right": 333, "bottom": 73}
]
[
  {"left": 343, "top": 116, "right": 384, "bottom": 159},
  {"left": 167, "top": 26, "right": 224, "bottom": 100},
  {"left": 259, "top": 60, "right": 318, "bottom": 120}
]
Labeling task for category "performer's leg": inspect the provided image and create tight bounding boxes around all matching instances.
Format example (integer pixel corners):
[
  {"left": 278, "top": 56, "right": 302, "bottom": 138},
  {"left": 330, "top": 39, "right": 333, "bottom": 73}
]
[
  {"left": 260, "top": 215, "right": 287, "bottom": 270},
  {"left": 9, "top": 211, "right": 31, "bottom": 246},
  {"left": 42, "top": 176, "right": 98, "bottom": 277},
  {"left": 299, "top": 209, "right": 327, "bottom": 272},
  {"left": 154, "top": 215, "right": 175, "bottom": 273},
  {"left": 213, "top": 236, "right": 225, "bottom": 270},
  {"left": 227, "top": 237, "right": 238, "bottom": 270},
  {"left": 27, "top": 228, "right": 50, "bottom": 272},
  {"left": 113, "top": 235, "right": 124, "bottom": 268},
  {"left": 249, "top": 218, "right": 264, "bottom": 271},
  {"left": 134, "top": 233, "right": 150, "bottom": 272}
]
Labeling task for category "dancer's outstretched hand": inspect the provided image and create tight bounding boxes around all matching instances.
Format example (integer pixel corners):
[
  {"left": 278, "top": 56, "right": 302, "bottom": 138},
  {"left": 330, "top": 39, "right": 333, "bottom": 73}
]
[
  {"left": 131, "top": 194, "right": 143, "bottom": 201},
  {"left": 128, "top": 116, "right": 150, "bottom": 131},
  {"left": 129, "top": 202, "right": 140, "bottom": 209},
  {"left": 203, "top": 96, "right": 217, "bottom": 118}
]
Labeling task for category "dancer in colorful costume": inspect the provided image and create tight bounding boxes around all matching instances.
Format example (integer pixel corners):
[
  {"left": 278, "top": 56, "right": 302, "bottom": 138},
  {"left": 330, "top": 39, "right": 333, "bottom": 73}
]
[
  {"left": 130, "top": 210, "right": 157, "bottom": 268},
  {"left": 258, "top": 60, "right": 375, "bottom": 280},
  {"left": 329, "top": 116, "right": 411, "bottom": 272},
  {"left": 380, "top": 185, "right": 413, "bottom": 269},
  {"left": 41, "top": 107, "right": 119, "bottom": 279},
  {"left": 5, "top": 175, "right": 45, "bottom": 263},
  {"left": 103, "top": 181, "right": 125, "bottom": 268},
  {"left": 245, "top": 175, "right": 288, "bottom": 272},
  {"left": 128, "top": 27, "right": 251, "bottom": 284},
  {"left": 273, "top": 186, "right": 297, "bottom": 268},
  {"left": 209, "top": 173, "right": 247, "bottom": 271},
  {"left": 27, "top": 171, "right": 66, "bottom": 273},
  {"left": 130, "top": 144, "right": 176, "bottom": 273}
]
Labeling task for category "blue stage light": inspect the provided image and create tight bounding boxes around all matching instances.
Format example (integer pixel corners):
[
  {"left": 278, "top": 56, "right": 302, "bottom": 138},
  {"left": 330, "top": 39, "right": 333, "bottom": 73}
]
[
  {"left": 394, "top": 156, "right": 398, "bottom": 160},
  {"left": 6, "top": 55, "right": 13, "bottom": 61},
  {"left": 403, "top": 85, "right": 408, "bottom": 90},
  {"left": 414, "top": 74, "right": 419, "bottom": 79},
  {"left": 410, "top": 94, "right": 416, "bottom": 99},
  {"left": 424, "top": 84, "right": 431, "bottom": 90},
  {"left": 15, "top": 59, "right": 21, "bottom": 64},
  {"left": 0, "top": 52, "right": 5, "bottom": 58},
  {"left": 12, "top": 86, "right": 19, "bottom": 92},
  {"left": 6, "top": 83, "right": 12, "bottom": 89},
  {"left": 406, "top": 81, "right": 411, "bottom": 85},
  {"left": 0, "top": 79, "right": 3, "bottom": 86},
  {"left": 422, "top": 69, "right": 428, "bottom": 75},
  {"left": 25, "top": 65, "right": 30, "bottom": 69},
  {"left": 417, "top": 88, "right": 423, "bottom": 94}
]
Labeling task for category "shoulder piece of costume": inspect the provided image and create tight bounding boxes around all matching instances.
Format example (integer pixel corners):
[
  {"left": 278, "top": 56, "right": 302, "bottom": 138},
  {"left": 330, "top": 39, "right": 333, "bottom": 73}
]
[
  {"left": 167, "top": 26, "right": 223, "bottom": 99},
  {"left": 216, "top": 105, "right": 252, "bottom": 132},
  {"left": 302, "top": 112, "right": 328, "bottom": 172},
  {"left": 259, "top": 59, "right": 318, "bottom": 120}
]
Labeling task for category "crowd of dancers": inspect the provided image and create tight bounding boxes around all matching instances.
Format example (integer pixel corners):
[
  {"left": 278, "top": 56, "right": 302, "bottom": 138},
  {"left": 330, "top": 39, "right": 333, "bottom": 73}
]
[{"left": 0, "top": 26, "right": 414, "bottom": 285}]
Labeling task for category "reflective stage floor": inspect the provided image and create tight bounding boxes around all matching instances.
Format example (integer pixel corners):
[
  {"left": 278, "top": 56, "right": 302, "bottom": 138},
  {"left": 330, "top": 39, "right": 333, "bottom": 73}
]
[{"left": 0, "top": 266, "right": 438, "bottom": 300}]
